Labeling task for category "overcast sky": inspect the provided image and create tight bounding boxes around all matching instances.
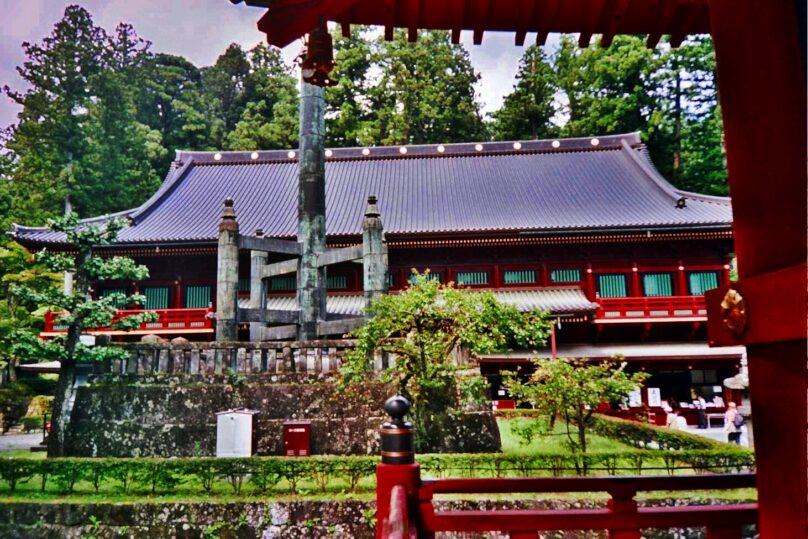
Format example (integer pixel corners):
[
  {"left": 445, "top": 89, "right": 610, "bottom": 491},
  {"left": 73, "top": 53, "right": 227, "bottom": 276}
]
[{"left": 1, "top": 0, "right": 537, "bottom": 131}]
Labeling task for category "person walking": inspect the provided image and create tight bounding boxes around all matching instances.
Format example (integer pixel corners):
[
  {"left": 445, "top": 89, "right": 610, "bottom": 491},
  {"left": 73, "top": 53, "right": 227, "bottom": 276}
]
[
  {"left": 692, "top": 391, "right": 708, "bottom": 429},
  {"left": 724, "top": 402, "right": 742, "bottom": 444}
]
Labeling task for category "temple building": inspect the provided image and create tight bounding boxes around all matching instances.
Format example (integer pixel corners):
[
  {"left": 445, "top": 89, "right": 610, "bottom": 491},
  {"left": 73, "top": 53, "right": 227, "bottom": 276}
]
[{"left": 11, "top": 132, "right": 743, "bottom": 417}]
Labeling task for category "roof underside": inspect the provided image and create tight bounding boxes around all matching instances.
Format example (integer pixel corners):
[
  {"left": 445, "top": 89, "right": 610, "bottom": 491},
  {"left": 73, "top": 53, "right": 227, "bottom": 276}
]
[
  {"left": 11, "top": 134, "right": 732, "bottom": 246},
  {"left": 242, "top": 0, "right": 710, "bottom": 49},
  {"left": 480, "top": 342, "right": 745, "bottom": 361}
]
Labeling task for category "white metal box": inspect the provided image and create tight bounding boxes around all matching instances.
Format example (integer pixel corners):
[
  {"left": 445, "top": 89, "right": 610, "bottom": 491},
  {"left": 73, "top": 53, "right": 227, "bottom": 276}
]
[{"left": 215, "top": 409, "right": 257, "bottom": 457}]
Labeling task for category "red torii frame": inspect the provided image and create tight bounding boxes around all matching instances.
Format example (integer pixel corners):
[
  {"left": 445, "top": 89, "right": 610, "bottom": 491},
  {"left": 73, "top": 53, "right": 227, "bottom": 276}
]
[{"left": 237, "top": 1, "right": 807, "bottom": 536}]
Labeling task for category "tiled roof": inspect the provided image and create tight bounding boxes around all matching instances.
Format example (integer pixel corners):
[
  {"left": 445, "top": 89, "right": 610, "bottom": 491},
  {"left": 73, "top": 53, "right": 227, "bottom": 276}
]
[
  {"left": 238, "top": 287, "right": 598, "bottom": 317},
  {"left": 11, "top": 133, "right": 732, "bottom": 246}
]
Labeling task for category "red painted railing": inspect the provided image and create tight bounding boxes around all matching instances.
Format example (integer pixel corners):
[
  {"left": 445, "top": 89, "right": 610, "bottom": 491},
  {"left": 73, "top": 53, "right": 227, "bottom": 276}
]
[
  {"left": 43, "top": 308, "right": 214, "bottom": 335},
  {"left": 377, "top": 397, "right": 757, "bottom": 539},
  {"left": 596, "top": 295, "right": 707, "bottom": 321}
]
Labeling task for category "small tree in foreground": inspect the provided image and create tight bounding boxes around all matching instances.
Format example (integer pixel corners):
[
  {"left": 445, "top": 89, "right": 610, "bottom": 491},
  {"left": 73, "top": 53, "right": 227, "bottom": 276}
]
[
  {"left": 10, "top": 214, "right": 156, "bottom": 456},
  {"left": 341, "top": 271, "right": 550, "bottom": 451},
  {"left": 504, "top": 357, "right": 649, "bottom": 455}
]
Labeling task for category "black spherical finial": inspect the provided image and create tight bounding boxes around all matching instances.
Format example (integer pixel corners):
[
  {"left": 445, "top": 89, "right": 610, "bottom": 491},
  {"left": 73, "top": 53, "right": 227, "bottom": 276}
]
[
  {"left": 385, "top": 395, "right": 410, "bottom": 421},
  {"left": 224, "top": 197, "right": 234, "bottom": 207}
]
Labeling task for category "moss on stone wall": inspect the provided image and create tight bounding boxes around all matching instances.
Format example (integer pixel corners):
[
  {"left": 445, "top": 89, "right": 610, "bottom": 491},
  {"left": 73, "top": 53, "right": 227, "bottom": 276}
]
[{"left": 65, "top": 375, "right": 500, "bottom": 457}]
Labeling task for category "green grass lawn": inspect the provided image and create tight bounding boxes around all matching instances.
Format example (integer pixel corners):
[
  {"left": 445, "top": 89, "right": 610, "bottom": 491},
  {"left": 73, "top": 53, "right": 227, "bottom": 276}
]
[{"left": 498, "top": 418, "right": 638, "bottom": 454}]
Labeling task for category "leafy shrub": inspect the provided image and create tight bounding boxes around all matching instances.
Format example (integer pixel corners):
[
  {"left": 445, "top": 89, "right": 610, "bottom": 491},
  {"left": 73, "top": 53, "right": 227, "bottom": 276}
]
[{"left": 21, "top": 416, "right": 43, "bottom": 432}]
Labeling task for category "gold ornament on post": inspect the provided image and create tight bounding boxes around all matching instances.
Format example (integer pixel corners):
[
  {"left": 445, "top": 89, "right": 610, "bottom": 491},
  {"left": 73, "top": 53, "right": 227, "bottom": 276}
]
[{"left": 720, "top": 288, "right": 747, "bottom": 337}]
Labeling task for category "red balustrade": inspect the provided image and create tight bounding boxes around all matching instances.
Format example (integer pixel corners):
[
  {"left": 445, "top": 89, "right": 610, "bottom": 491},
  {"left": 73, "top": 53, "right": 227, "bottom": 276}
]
[
  {"left": 377, "top": 396, "right": 757, "bottom": 539},
  {"left": 596, "top": 295, "right": 707, "bottom": 322},
  {"left": 42, "top": 308, "right": 214, "bottom": 337}
]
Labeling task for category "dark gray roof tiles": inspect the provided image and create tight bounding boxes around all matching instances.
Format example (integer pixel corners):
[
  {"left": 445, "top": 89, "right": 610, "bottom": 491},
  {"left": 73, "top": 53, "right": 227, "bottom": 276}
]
[{"left": 11, "top": 133, "right": 732, "bottom": 246}]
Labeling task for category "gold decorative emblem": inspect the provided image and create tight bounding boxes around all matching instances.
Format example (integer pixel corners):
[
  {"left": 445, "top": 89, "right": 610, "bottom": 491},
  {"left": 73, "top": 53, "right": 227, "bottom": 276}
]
[{"left": 720, "top": 288, "right": 747, "bottom": 336}]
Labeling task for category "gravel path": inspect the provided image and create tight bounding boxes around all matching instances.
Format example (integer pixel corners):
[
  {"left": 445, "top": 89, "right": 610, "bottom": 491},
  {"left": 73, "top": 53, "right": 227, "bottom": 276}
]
[{"left": 0, "top": 433, "right": 43, "bottom": 452}]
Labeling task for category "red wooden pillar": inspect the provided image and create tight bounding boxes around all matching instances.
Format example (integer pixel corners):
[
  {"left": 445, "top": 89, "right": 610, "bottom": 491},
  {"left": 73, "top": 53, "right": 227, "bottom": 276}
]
[
  {"left": 708, "top": 2, "right": 807, "bottom": 537},
  {"left": 173, "top": 279, "right": 182, "bottom": 309},
  {"left": 630, "top": 263, "right": 641, "bottom": 296},
  {"left": 585, "top": 264, "right": 596, "bottom": 300},
  {"left": 676, "top": 261, "right": 687, "bottom": 296}
]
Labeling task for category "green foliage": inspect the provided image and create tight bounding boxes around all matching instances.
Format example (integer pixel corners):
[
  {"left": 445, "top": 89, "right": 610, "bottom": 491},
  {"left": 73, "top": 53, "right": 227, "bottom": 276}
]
[
  {"left": 494, "top": 35, "right": 726, "bottom": 195},
  {"left": 491, "top": 46, "right": 558, "bottom": 140},
  {"left": 326, "top": 28, "right": 488, "bottom": 146},
  {"left": 504, "top": 358, "right": 648, "bottom": 455},
  {"left": 343, "top": 271, "right": 549, "bottom": 451},
  {"left": 587, "top": 414, "right": 727, "bottom": 450}
]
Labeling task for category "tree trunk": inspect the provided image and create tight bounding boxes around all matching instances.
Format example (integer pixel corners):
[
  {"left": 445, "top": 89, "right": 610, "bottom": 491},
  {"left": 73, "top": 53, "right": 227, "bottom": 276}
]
[{"left": 47, "top": 355, "right": 76, "bottom": 457}]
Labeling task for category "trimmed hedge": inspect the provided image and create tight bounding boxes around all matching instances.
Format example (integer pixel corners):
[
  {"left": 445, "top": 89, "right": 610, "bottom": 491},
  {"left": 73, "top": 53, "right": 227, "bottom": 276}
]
[
  {"left": 587, "top": 414, "right": 729, "bottom": 450},
  {"left": 0, "top": 448, "right": 755, "bottom": 496}
]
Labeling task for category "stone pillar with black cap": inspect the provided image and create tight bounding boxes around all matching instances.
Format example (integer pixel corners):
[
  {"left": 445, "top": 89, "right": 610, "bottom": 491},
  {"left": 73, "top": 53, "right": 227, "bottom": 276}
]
[
  {"left": 375, "top": 395, "right": 420, "bottom": 538},
  {"left": 363, "top": 195, "right": 387, "bottom": 314}
]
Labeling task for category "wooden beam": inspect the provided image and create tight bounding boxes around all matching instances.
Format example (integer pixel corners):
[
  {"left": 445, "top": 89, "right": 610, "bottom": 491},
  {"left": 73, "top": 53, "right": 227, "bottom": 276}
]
[
  {"left": 384, "top": 0, "right": 396, "bottom": 40},
  {"left": 259, "top": 258, "right": 299, "bottom": 280},
  {"left": 646, "top": 0, "right": 679, "bottom": 48},
  {"left": 259, "top": 325, "right": 298, "bottom": 340},
  {"left": 472, "top": 0, "right": 491, "bottom": 45},
  {"left": 600, "top": 0, "right": 630, "bottom": 47},
  {"left": 238, "top": 308, "right": 299, "bottom": 324},
  {"left": 450, "top": 0, "right": 464, "bottom": 44},
  {"left": 407, "top": 0, "right": 420, "bottom": 42},
  {"left": 708, "top": 1, "right": 807, "bottom": 536},
  {"left": 316, "top": 245, "right": 362, "bottom": 267},
  {"left": 515, "top": 0, "right": 538, "bottom": 46},
  {"left": 238, "top": 235, "right": 301, "bottom": 256},
  {"left": 578, "top": 0, "right": 607, "bottom": 48},
  {"left": 318, "top": 317, "right": 365, "bottom": 336},
  {"left": 256, "top": 0, "right": 360, "bottom": 48},
  {"left": 669, "top": 4, "right": 701, "bottom": 48},
  {"left": 536, "top": 0, "right": 561, "bottom": 46}
]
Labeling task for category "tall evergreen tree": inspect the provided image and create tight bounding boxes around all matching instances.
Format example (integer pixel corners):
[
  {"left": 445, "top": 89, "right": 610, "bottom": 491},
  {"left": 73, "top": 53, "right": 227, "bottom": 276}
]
[
  {"left": 555, "top": 35, "right": 657, "bottom": 137},
  {"left": 225, "top": 44, "right": 299, "bottom": 150},
  {"left": 370, "top": 31, "right": 488, "bottom": 145},
  {"left": 326, "top": 27, "right": 377, "bottom": 147},
  {"left": 2, "top": 5, "right": 108, "bottom": 222},
  {"left": 203, "top": 43, "right": 251, "bottom": 146},
  {"left": 2, "top": 6, "right": 165, "bottom": 222},
  {"left": 491, "top": 46, "right": 558, "bottom": 140}
]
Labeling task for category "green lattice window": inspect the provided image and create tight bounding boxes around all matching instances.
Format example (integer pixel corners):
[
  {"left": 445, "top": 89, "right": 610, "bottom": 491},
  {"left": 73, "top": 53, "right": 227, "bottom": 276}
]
[
  {"left": 238, "top": 278, "right": 251, "bottom": 292},
  {"left": 269, "top": 276, "right": 296, "bottom": 291},
  {"left": 409, "top": 272, "right": 442, "bottom": 285},
  {"left": 597, "top": 274, "right": 628, "bottom": 298},
  {"left": 100, "top": 287, "right": 129, "bottom": 309},
  {"left": 455, "top": 271, "right": 489, "bottom": 286},
  {"left": 185, "top": 285, "right": 212, "bottom": 308},
  {"left": 142, "top": 286, "right": 169, "bottom": 309},
  {"left": 688, "top": 271, "right": 719, "bottom": 295},
  {"left": 642, "top": 273, "right": 673, "bottom": 297},
  {"left": 503, "top": 270, "right": 537, "bottom": 285},
  {"left": 327, "top": 275, "right": 349, "bottom": 289},
  {"left": 550, "top": 268, "right": 582, "bottom": 283}
]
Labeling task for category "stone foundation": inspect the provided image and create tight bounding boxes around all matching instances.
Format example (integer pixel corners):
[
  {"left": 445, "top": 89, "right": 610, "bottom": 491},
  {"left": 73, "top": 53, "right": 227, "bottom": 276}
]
[
  {"left": 0, "top": 499, "right": 756, "bottom": 538},
  {"left": 65, "top": 375, "right": 500, "bottom": 457}
]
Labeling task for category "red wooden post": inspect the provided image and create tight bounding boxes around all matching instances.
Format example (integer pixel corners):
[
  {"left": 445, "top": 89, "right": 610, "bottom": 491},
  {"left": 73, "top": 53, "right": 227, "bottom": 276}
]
[
  {"left": 630, "top": 263, "right": 640, "bottom": 297},
  {"left": 607, "top": 484, "right": 640, "bottom": 539},
  {"left": 676, "top": 261, "right": 687, "bottom": 296},
  {"left": 376, "top": 396, "right": 421, "bottom": 539},
  {"left": 705, "top": 524, "right": 742, "bottom": 539},
  {"left": 708, "top": 1, "right": 807, "bottom": 537},
  {"left": 585, "top": 265, "right": 596, "bottom": 301}
]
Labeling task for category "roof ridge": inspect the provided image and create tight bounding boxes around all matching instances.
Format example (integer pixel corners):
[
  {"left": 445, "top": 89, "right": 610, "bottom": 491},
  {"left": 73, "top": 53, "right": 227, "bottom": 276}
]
[
  {"left": 619, "top": 140, "right": 686, "bottom": 204},
  {"left": 129, "top": 157, "right": 197, "bottom": 224},
  {"left": 173, "top": 132, "right": 643, "bottom": 165}
]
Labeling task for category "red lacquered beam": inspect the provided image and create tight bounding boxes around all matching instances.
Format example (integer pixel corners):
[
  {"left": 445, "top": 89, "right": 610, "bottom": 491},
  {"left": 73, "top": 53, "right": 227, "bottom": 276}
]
[{"left": 419, "top": 474, "right": 755, "bottom": 496}]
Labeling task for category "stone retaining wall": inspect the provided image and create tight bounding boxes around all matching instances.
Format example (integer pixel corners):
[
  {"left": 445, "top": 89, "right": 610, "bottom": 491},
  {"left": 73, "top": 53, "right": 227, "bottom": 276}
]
[
  {"left": 0, "top": 498, "right": 756, "bottom": 538},
  {"left": 65, "top": 375, "right": 500, "bottom": 457}
]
